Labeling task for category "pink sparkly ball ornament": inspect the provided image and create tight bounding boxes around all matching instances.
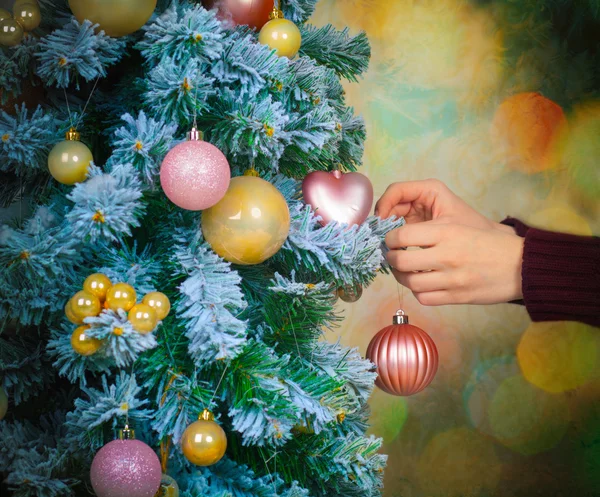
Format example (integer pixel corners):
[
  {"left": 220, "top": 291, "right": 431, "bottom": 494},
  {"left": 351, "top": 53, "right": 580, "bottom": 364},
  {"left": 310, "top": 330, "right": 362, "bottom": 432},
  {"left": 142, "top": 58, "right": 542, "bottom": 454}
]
[
  {"left": 366, "top": 309, "right": 439, "bottom": 396},
  {"left": 160, "top": 127, "right": 231, "bottom": 211},
  {"left": 90, "top": 425, "right": 161, "bottom": 497}
]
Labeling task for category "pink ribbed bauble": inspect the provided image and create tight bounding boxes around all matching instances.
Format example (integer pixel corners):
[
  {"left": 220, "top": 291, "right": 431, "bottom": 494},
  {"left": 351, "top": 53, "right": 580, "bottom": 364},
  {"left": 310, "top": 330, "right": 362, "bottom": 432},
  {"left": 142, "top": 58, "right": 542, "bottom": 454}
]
[
  {"left": 90, "top": 439, "right": 161, "bottom": 497},
  {"left": 160, "top": 130, "right": 230, "bottom": 211},
  {"left": 366, "top": 310, "right": 439, "bottom": 396}
]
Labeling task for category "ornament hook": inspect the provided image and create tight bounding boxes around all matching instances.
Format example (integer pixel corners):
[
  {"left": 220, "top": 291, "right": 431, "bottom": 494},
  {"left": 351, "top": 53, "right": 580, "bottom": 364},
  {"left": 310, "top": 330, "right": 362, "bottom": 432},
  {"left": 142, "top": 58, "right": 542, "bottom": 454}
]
[
  {"left": 118, "top": 424, "right": 136, "bottom": 440},
  {"left": 393, "top": 309, "right": 409, "bottom": 325}
]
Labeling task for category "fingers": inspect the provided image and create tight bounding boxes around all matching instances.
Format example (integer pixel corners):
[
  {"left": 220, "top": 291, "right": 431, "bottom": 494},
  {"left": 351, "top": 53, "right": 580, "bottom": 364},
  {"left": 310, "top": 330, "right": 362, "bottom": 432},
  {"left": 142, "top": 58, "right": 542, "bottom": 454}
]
[
  {"left": 386, "top": 247, "right": 443, "bottom": 272},
  {"left": 413, "top": 291, "right": 470, "bottom": 306},
  {"left": 393, "top": 270, "right": 447, "bottom": 293},
  {"left": 385, "top": 222, "right": 445, "bottom": 249},
  {"left": 375, "top": 179, "right": 445, "bottom": 218}
]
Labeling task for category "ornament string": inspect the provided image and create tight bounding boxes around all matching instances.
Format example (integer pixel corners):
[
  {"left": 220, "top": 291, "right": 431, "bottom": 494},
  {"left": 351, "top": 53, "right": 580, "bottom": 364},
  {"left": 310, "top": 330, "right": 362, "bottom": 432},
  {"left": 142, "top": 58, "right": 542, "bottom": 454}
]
[
  {"left": 205, "top": 362, "right": 230, "bottom": 411},
  {"left": 288, "top": 310, "right": 302, "bottom": 359},
  {"left": 191, "top": 70, "right": 201, "bottom": 130},
  {"left": 62, "top": 76, "right": 101, "bottom": 131},
  {"left": 159, "top": 372, "right": 179, "bottom": 473}
]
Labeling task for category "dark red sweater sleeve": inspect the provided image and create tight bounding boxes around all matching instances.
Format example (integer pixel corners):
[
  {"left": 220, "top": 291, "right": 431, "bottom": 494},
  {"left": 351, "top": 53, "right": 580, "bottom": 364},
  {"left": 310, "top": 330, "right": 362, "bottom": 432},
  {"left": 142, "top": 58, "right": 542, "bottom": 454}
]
[{"left": 501, "top": 217, "right": 600, "bottom": 328}]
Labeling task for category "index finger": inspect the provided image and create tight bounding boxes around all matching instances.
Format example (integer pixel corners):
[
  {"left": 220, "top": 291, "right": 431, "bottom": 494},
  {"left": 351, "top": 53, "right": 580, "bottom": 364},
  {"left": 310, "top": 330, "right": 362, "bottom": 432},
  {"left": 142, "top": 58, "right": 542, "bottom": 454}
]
[{"left": 374, "top": 179, "right": 440, "bottom": 219}]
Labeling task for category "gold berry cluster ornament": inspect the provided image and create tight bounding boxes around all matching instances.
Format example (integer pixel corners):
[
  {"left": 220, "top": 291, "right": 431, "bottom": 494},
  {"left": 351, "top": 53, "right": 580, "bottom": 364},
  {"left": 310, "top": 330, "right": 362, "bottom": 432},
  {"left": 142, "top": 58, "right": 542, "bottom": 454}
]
[
  {"left": 181, "top": 409, "right": 227, "bottom": 466},
  {"left": 258, "top": 4, "right": 301, "bottom": 59},
  {"left": 47, "top": 127, "right": 93, "bottom": 185},
  {"left": 66, "top": 273, "right": 171, "bottom": 355},
  {"left": 0, "top": 0, "right": 41, "bottom": 47}
]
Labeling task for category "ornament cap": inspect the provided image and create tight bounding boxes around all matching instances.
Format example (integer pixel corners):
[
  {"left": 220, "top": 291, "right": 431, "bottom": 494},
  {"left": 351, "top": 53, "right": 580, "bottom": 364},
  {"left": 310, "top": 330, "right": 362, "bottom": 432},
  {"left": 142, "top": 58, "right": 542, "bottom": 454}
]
[
  {"left": 392, "top": 309, "right": 409, "bottom": 325},
  {"left": 269, "top": 7, "right": 284, "bottom": 20},
  {"left": 65, "top": 127, "right": 80, "bottom": 141},
  {"left": 187, "top": 127, "right": 203, "bottom": 141},
  {"left": 244, "top": 167, "right": 260, "bottom": 177},
  {"left": 199, "top": 409, "right": 215, "bottom": 422},
  {"left": 118, "top": 424, "right": 136, "bottom": 440}
]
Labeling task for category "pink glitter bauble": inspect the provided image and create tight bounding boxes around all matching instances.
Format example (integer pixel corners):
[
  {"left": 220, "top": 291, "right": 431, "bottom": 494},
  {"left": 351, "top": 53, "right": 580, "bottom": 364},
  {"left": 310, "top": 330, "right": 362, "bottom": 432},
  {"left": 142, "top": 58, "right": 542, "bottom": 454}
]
[
  {"left": 160, "top": 140, "right": 231, "bottom": 211},
  {"left": 90, "top": 440, "right": 161, "bottom": 497}
]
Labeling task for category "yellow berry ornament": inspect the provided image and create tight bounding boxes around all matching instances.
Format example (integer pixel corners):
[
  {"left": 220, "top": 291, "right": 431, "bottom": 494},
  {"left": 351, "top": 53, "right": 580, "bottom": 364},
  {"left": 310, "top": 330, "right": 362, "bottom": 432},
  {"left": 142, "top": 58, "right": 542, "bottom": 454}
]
[
  {"left": 142, "top": 292, "right": 170, "bottom": 321},
  {"left": 70, "top": 290, "right": 102, "bottom": 320},
  {"left": 14, "top": 2, "right": 42, "bottom": 32},
  {"left": 65, "top": 301, "right": 84, "bottom": 325},
  {"left": 0, "top": 17, "right": 24, "bottom": 47},
  {"left": 181, "top": 409, "right": 227, "bottom": 466},
  {"left": 128, "top": 303, "right": 158, "bottom": 334},
  {"left": 71, "top": 325, "right": 103, "bottom": 356},
  {"left": 105, "top": 283, "right": 137, "bottom": 312},
  {"left": 47, "top": 128, "right": 93, "bottom": 185},
  {"left": 83, "top": 273, "right": 113, "bottom": 301},
  {"left": 258, "top": 7, "right": 301, "bottom": 59}
]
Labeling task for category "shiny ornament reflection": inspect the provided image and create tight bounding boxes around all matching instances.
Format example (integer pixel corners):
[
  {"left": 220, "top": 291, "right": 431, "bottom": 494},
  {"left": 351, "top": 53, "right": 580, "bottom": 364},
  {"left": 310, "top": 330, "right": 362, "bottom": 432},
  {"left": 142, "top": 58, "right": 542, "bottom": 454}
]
[
  {"left": 128, "top": 303, "right": 157, "bottom": 334},
  {"left": 83, "top": 273, "right": 113, "bottom": 301},
  {"left": 68, "top": 0, "right": 158, "bottom": 38},
  {"left": 202, "top": 0, "right": 274, "bottom": 30},
  {"left": 65, "top": 301, "right": 84, "bottom": 324},
  {"left": 337, "top": 284, "right": 363, "bottom": 303},
  {"left": 14, "top": 3, "right": 41, "bottom": 31},
  {"left": 201, "top": 175, "right": 290, "bottom": 265},
  {"left": 156, "top": 474, "right": 179, "bottom": 497},
  {"left": 142, "top": 292, "right": 170, "bottom": 321},
  {"left": 258, "top": 15, "right": 302, "bottom": 58},
  {"left": 105, "top": 283, "right": 137, "bottom": 312},
  {"left": 0, "top": 18, "right": 24, "bottom": 47},
  {"left": 70, "top": 290, "right": 101, "bottom": 320},
  {"left": 0, "top": 386, "right": 7, "bottom": 420},
  {"left": 181, "top": 409, "right": 227, "bottom": 466},
  {"left": 71, "top": 325, "right": 103, "bottom": 356},
  {"left": 47, "top": 129, "right": 93, "bottom": 185}
]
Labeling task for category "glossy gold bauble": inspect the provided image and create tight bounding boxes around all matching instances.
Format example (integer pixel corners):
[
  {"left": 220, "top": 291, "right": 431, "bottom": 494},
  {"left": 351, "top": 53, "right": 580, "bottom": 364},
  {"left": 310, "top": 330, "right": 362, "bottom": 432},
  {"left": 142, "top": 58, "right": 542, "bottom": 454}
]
[
  {"left": 65, "top": 301, "right": 84, "bottom": 324},
  {"left": 0, "top": 18, "right": 24, "bottom": 47},
  {"left": 70, "top": 290, "right": 102, "bottom": 320},
  {"left": 201, "top": 176, "right": 290, "bottom": 265},
  {"left": 83, "top": 273, "right": 112, "bottom": 301},
  {"left": 105, "top": 283, "right": 137, "bottom": 312},
  {"left": 156, "top": 474, "right": 179, "bottom": 497},
  {"left": 0, "top": 9, "right": 11, "bottom": 22},
  {"left": 47, "top": 134, "right": 93, "bottom": 185},
  {"left": 258, "top": 18, "right": 302, "bottom": 58},
  {"left": 181, "top": 410, "right": 227, "bottom": 466},
  {"left": 142, "top": 292, "right": 170, "bottom": 321},
  {"left": 14, "top": 2, "right": 41, "bottom": 32},
  {"left": 68, "top": 0, "right": 158, "bottom": 38},
  {"left": 128, "top": 303, "right": 158, "bottom": 334},
  {"left": 71, "top": 325, "right": 103, "bottom": 356}
]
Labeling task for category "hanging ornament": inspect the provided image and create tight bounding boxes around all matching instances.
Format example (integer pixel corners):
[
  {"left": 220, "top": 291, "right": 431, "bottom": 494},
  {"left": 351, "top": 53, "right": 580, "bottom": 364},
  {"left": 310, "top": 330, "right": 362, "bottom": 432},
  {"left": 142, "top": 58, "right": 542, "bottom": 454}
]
[
  {"left": 71, "top": 324, "right": 103, "bottom": 356},
  {"left": 181, "top": 409, "right": 227, "bottom": 467},
  {"left": 0, "top": 16, "right": 24, "bottom": 47},
  {"left": 160, "top": 127, "right": 231, "bottom": 211},
  {"left": 68, "top": 0, "right": 157, "bottom": 38},
  {"left": 65, "top": 301, "right": 85, "bottom": 325},
  {"left": 90, "top": 425, "right": 162, "bottom": 497},
  {"left": 83, "top": 273, "right": 113, "bottom": 301},
  {"left": 47, "top": 128, "right": 93, "bottom": 185},
  {"left": 302, "top": 170, "right": 374, "bottom": 227},
  {"left": 127, "top": 303, "right": 158, "bottom": 334},
  {"left": 0, "top": 9, "right": 11, "bottom": 22},
  {"left": 105, "top": 283, "right": 137, "bottom": 312},
  {"left": 156, "top": 474, "right": 179, "bottom": 497},
  {"left": 0, "top": 386, "right": 7, "bottom": 421},
  {"left": 142, "top": 292, "right": 170, "bottom": 321},
  {"left": 258, "top": 6, "right": 302, "bottom": 58},
  {"left": 202, "top": 0, "right": 273, "bottom": 30},
  {"left": 201, "top": 173, "right": 290, "bottom": 265},
  {"left": 366, "top": 310, "right": 439, "bottom": 396},
  {"left": 14, "top": 2, "right": 41, "bottom": 31},
  {"left": 69, "top": 290, "right": 102, "bottom": 320},
  {"left": 337, "top": 283, "right": 363, "bottom": 303}
]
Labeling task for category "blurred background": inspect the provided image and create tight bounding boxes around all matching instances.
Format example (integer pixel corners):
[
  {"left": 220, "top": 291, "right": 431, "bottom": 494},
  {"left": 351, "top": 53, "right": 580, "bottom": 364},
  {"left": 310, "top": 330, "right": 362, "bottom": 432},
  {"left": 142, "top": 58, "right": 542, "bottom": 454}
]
[{"left": 310, "top": 1, "right": 600, "bottom": 496}]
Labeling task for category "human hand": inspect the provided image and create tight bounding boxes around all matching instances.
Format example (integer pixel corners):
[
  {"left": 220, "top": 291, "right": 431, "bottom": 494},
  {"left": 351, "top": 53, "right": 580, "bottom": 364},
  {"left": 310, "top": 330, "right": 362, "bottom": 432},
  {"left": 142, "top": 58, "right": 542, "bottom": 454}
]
[{"left": 385, "top": 222, "right": 524, "bottom": 305}]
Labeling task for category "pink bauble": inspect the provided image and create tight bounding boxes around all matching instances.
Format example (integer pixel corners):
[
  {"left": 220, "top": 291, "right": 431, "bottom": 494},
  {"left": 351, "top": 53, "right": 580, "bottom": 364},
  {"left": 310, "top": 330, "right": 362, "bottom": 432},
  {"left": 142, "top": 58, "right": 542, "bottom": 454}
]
[
  {"left": 160, "top": 139, "right": 231, "bottom": 211},
  {"left": 90, "top": 439, "right": 161, "bottom": 497},
  {"left": 366, "top": 311, "right": 439, "bottom": 396},
  {"left": 302, "top": 170, "right": 374, "bottom": 226}
]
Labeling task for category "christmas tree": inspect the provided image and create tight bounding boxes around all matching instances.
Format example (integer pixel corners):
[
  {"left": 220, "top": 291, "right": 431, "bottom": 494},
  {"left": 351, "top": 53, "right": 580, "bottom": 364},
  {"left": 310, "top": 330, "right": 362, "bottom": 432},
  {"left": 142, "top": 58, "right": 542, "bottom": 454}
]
[{"left": 0, "top": 1, "right": 402, "bottom": 496}]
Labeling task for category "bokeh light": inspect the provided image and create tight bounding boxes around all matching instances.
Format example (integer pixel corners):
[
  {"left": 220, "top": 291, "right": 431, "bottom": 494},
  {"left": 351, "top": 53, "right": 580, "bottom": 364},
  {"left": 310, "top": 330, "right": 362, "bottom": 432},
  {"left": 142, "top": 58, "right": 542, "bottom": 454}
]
[
  {"left": 527, "top": 204, "right": 593, "bottom": 235},
  {"left": 367, "top": 389, "right": 409, "bottom": 442}
]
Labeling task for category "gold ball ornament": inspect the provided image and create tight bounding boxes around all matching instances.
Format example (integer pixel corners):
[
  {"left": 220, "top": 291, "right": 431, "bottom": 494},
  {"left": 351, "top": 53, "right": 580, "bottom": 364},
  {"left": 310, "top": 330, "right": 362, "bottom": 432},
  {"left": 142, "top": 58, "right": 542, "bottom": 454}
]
[
  {"left": 14, "top": 2, "right": 42, "bottom": 32},
  {"left": 0, "top": 18, "right": 24, "bottom": 47},
  {"left": 337, "top": 284, "right": 363, "bottom": 303},
  {"left": 0, "top": 386, "right": 7, "bottom": 421},
  {"left": 201, "top": 175, "right": 290, "bottom": 265},
  {"left": 13, "top": 0, "right": 39, "bottom": 8},
  {"left": 47, "top": 128, "right": 93, "bottom": 185},
  {"left": 105, "top": 283, "right": 137, "bottom": 312},
  {"left": 68, "top": 0, "right": 158, "bottom": 38},
  {"left": 156, "top": 474, "right": 179, "bottom": 497},
  {"left": 83, "top": 273, "right": 112, "bottom": 301},
  {"left": 65, "top": 300, "right": 84, "bottom": 325},
  {"left": 128, "top": 303, "right": 158, "bottom": 334},
  {"left": 181, "top": 409, "right": 227, "bottom": 466},
  {"left": 70, "top": 290, "right": 102, "bottom": 320},
  {"left": 0, "top": 9, "right": 11, "bottom": 22},
  {"left": 258, "top": 8, "right": 301, "bottom": 58},
  {"left": 71, "top": 325, "right": 103, "bottom": 356},
  {"left": 142, "top": 292, "right": 170, "bottom": 321}
]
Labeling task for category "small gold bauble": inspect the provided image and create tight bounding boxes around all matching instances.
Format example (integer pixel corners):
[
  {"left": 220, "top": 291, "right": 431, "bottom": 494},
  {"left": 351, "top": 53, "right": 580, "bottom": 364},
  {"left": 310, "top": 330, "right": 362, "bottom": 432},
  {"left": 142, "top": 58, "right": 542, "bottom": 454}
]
[
  {"left": 181, "top": 409, "right": 227, "bottom": 466},
  {"left": 68, "top": 0, "right": 158, "bottom": 38},
  {"left": 70, "top": 325, "right": 103, "bottom": 356},
  {"left": 0, "top": 9, "right": 11, "bottom": 22},
  {"left": 70, "top": 290, "right": 102, "bottom": 320},
  {"left": 83, "top": 273, "right": 112, "bottom": 301},
  {"left": 105, "top": 282, "right": 137, "bottom": 312},
  {"left": 65, "top": 301, "right": 84, "bottom": 324},
  {"left": 258, "top": 18, "right": 302, "bottom": 58},
  {"left": 142, "top": 292, "right": 170, "bottom": 321},
  {"left": 13, "top": 0, "right": 39, "bottom": 8},
  {"left": 337, "top": 284, "right": 363, "bottom": 303},
  {"left": 14, "top": 2, "right": 41, "bottom": 32},
  {"left": 0, "top": 386, "right": 7, "bottom": 421},
  {"left": 156, "top": 474, "right": 179, "bottom": 497},
  {"left": 0, "top": 18, "right": 24, "bottom": 47},
  {"left": 47, "top": 133, "right": 93, "bottom": 185},
  {"left": 201, "top": 176, "right": 290, "bottom": 265},
  {"left": 128, "top": 303, "right": 158, "bottom": 334}
]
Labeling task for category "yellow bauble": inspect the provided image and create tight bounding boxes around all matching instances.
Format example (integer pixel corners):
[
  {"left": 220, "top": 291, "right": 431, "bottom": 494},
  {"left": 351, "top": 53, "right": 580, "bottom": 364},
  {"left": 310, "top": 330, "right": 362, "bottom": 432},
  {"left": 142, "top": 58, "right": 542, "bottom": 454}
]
[
  {"left": 258, "top": 18, "right": 302, "bottom": 58},
  {"left": 83, "top": 273, "right": 112, "bottom": 301},
  {"left": 68, "top": 0, "right": 157, "bottom": 38},
  {"left": 181, "top": 410, "right": 227, "bottom": 467},
  {"left": 156, "top": 474, "right": 179, "bottom": 497},
  {"left": 105, "top": 283, "right": 137, "bottom": 312},
  {"left": 71, "top": 325, "right": 103, "bottom": 356},
  {"left": 47, "top": 130, "right": 93, "bottom": 185},
  {"left": 70, "top": 290, "right": 102, "bottom": 320},
  {"left": 142, "top": 292, "right": 170, "bottom": 321},
  {"left": 128, "top": 303, "right": 158, "bottom": 334},
  {"left": 14, "top": 2, "right": 41, "bottom": 32},
  {"left": 13, "top": 0, "right": 39, "bottom": 8},
  {"left": 0, "top": 9, "right": 11, "bottom": 22},
  {"left": 0, "top": 18, "right": 24, "bottom": 47},
  {"left": 201, "top": 176, "right": 290, "bottom": 265},
  {"left": 65, "top": 301, "right": 84, "bottom": 325}
]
